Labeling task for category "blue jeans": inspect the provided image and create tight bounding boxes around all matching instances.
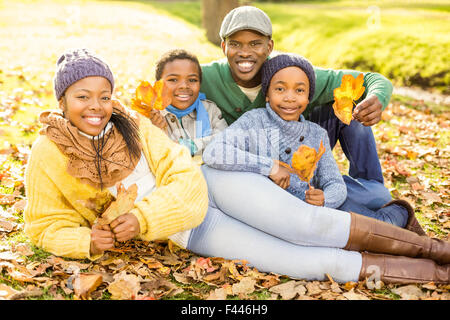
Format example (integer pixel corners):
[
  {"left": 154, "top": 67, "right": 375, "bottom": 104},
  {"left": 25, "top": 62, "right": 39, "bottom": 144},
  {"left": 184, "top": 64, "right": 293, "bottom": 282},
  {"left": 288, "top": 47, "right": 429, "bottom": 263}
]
[
  {"left": 307, "top": 103, "right": 392, "bottom": 209},
  {"left": 344, "top": 176, "right": 392, "bottom": 210},
  {"left": 338, "top": 197, "right": 408, "bottom": 227},
  {"left": 187, "top": 166, "right": 363, "bottom": 283}
]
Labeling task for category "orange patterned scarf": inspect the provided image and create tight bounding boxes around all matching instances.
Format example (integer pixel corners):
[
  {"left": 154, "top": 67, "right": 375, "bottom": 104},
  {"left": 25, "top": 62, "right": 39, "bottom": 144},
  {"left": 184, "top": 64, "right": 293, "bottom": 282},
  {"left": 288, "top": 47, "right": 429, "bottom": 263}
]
[{"left": 39, "top": 103, "right": 141, "bottom": 189}]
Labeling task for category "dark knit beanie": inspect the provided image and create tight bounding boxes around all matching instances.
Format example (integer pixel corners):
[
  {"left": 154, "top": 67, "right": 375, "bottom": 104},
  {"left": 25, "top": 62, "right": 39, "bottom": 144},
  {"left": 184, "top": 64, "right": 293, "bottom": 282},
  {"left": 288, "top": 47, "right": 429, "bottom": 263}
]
[
  {"left": 261, "top": 54, "right": 315, "bottom": 102},
  {"left": 54, "top": 48, "right": 114, "bottom": 100}
]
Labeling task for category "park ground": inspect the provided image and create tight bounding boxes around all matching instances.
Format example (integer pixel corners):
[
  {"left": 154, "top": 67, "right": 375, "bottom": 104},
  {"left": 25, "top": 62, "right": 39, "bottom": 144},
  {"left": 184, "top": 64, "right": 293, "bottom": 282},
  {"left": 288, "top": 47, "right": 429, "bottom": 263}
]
[{"left": 0, "top": 0, "right": 449, "bottom": 300}]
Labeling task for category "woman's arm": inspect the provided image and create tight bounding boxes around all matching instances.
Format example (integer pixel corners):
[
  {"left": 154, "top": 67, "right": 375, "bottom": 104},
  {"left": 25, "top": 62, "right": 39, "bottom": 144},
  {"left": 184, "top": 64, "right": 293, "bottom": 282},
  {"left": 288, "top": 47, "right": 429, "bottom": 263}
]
[
  {"left": 24, "top": 138, "right": 103, "bottom": 260},
  {"left": 130, "top": 118, "right": 209, "bottom": 241}
]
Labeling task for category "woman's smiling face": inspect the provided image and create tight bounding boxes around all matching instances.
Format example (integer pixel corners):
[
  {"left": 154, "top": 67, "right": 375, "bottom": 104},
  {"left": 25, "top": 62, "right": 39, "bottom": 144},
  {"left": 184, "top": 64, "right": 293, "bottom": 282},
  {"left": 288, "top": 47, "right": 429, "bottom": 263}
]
[
  {"left": 59, "top": 76, "right": 113, "bottom": 136},
  {"left": 160, "top": 59, "right": 201, "bottom": 110}
]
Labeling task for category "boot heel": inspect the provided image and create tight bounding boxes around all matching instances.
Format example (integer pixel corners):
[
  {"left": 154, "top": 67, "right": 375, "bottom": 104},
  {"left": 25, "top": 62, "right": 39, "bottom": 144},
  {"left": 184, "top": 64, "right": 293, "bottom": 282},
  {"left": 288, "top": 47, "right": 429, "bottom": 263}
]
[{"left": 381, "top": 199, "right": 426, "bottom": 236}]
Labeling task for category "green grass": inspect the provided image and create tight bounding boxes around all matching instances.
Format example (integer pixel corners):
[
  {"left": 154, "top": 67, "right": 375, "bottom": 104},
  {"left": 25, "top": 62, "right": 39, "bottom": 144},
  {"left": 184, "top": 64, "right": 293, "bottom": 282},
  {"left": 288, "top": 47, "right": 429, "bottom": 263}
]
[{"left": 132, "top": 0, "right": 202, "bottom": 27}]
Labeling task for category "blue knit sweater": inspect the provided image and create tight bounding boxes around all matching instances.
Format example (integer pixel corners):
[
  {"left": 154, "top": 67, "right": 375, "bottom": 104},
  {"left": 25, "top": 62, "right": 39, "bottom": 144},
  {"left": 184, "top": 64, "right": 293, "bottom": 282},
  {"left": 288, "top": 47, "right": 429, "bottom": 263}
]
[{"left": 202, "top": 103, "right": 347, "bottom": 208}]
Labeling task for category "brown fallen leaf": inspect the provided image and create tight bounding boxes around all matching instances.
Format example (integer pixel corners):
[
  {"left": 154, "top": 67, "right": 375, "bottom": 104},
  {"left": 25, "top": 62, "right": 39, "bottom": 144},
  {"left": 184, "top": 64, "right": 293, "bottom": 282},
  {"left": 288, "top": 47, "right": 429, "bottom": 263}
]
[
  {"left": 260, "top": 274, "right": 280, "bottom": 288},
  {"left": 306, "top": 281, "right": 322, "bottom": 296},
  {"left": 392, "top": 285, "right": 427, "bottom": 300},
  {"left": 207, "top": 287, "right": 228, "bottom": 300},
  {"left": 422, "top": 282, "right": 437, "bottom": 291},
  {"left": 0, "top": 284, "right": 19, "bottom": 300},
  {"left": 77, "top": 192, "right": 114, "bottom": 215},
  {"left": 73, "top": 273, "right": 103, "bottom": 300},
  {"left": 9, "top": 288, "right": 43, "bottom": 300},
  {"left": 139, "top": 257, "right": 164, "bottom": 269},
  {"left": 343, "top": 288, "right": 370, "bottom": 300},
  {"left": 269, "top": 280, "right": 306, "bottom": 300},
  {"left": 97, "top": 183, "right": 138, "bottom": 225},
  {"left": 0, "top": 219, "right": 16, "bottom": 232},
  {"left": 12, "top": 243, "right": 34, "bottom": 256},
  {"left": 203, "top": 267, "right": 228, "bottom": 283},
  {"left": 11, "top": 199, "right": 27, "bottom": 212},
  {"left": 0, "top": 250, "right": 22, "bottom": 262},
  {"left": 107, "top": 271, "right": 141, "bottom": 300},
  {"left": 173, "top": 272, "right": 192, "bottom": 285},
  {"left": 231, "top": 277, "right": 256, "bottom": 296},
  {"left": 421, "top": 192, "right": 442, "bottom": 204}
]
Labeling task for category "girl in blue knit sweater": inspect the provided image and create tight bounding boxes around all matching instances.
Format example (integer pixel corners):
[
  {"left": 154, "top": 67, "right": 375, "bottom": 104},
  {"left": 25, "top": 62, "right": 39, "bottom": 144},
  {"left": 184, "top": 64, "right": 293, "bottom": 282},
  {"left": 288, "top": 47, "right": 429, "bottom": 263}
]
[
  {"left": 188, "top": 53, "right": 449, "bottom": 284},
  {"left": 203, "top": 54, "right": 410, "bottom": 225}
]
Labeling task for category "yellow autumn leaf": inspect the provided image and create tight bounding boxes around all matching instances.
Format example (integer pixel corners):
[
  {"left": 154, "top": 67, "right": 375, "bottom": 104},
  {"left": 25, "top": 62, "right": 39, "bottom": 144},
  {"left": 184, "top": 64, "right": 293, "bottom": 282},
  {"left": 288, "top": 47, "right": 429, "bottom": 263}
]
[
  {"left": 332, "top": 96, "right": 353, "bottom": 125},
  {"left": 291, "top": 140, "right": 326, "bottom": 185},
  {"left": 152, "top": 79, "right": 167, "bottom": 110},
  {"left": 130, "top": 79, "right": 169, "bottom": 117},
  {"left": 332, "top": 74, "right": 365, "bottom": 125}
]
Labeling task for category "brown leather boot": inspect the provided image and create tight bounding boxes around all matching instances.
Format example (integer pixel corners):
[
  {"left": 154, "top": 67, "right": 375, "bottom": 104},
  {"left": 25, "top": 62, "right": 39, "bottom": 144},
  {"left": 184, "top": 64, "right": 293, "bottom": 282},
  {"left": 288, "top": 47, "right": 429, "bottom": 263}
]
[
  {"left": 359, "top": 252, "right": 449, "bottom": 284},
  {"left": 381, "top": 199, "right": 426, "bottom": 236},
  {"left": 344, "top": 212, "right": 450, "bottom": 265}
]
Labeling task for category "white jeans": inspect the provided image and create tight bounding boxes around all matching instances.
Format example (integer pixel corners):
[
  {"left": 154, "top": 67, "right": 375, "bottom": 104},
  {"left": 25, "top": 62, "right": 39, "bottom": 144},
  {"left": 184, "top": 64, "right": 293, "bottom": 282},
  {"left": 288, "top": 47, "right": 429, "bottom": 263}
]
[{"left": 187, "top": 166, "right": 363, "bottom": 283}]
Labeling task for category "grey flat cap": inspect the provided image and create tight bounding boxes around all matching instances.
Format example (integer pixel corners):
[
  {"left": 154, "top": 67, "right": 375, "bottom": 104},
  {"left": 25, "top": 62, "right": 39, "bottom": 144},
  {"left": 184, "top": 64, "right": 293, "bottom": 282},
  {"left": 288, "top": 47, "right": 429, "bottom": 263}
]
[{"left": 219, "top": 6, "right": 272, "bottom": 40}]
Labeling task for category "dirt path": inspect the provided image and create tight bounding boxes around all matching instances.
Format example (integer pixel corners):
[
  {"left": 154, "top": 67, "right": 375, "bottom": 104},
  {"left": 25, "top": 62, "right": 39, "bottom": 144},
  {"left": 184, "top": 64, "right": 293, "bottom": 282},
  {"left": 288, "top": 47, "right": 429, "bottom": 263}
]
[
  {"left": 393, "top": 87, "right": 450, "bottom": 106},
  {"left": 0, "top": 0, "right": 221, "bottom": 81}
]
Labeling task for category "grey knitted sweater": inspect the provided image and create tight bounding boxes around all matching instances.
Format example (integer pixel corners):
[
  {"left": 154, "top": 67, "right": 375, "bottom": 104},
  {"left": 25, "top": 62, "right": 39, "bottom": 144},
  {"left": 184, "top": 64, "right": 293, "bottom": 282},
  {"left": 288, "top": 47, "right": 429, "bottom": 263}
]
[{"left": 202, "top": 103, "right": 347, "bottom": 208}]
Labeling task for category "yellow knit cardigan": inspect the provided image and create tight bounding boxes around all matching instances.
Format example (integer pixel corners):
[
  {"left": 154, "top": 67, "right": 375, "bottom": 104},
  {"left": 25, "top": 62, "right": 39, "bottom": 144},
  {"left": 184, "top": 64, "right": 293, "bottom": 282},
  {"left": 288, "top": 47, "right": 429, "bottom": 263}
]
[{"left": 24, "top": 114, "right": 208, "bottom": 260}]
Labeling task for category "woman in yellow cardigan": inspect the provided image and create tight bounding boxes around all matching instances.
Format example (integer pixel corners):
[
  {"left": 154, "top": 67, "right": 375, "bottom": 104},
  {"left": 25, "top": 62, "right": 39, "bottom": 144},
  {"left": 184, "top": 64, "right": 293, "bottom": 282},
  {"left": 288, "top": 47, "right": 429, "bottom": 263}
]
[{"left": 24, "top": 48, "right": 208, "bottom": 260}]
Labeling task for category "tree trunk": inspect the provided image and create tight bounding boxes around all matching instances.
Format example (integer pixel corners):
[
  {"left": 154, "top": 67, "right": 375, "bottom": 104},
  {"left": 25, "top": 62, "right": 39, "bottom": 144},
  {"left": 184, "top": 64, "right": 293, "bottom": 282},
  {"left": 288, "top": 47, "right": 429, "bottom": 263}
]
[{"left": 202, "top": 0, "right": 239, "bottom": 46}]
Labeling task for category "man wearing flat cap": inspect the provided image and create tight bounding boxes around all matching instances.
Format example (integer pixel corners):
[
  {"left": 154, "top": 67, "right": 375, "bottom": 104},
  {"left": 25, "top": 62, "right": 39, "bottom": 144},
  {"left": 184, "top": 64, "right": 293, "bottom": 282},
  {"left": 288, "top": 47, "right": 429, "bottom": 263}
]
[{"left": 200, "top": 6, "right": 393, "bottom": 211}]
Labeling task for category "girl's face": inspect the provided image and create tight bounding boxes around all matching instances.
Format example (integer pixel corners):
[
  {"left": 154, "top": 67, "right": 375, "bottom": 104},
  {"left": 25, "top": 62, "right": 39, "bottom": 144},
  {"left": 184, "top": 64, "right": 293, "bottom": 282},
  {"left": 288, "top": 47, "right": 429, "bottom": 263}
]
[
  {"left": 266, "top": 66, "right": 310, "bottom": 121},
  {"left": 160, "top": 59, "right": 201, "bottom": 110},
  {"left": 59, "top": 76, "right": 113, "bottom": 136}
]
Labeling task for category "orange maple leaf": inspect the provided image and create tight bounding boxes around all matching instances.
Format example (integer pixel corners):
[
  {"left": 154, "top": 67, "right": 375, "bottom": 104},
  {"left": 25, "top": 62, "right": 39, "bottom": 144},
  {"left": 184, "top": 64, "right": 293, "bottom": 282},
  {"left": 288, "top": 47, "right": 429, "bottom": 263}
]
[
  {"left": 130, "top": 80, "right": 169, "bottom": 117},
  {"left": 332, "top": 74, "right": 365, "bottom": 125},
  {"left": 279, "top": 140, "right": 326, "bottom": 188}
]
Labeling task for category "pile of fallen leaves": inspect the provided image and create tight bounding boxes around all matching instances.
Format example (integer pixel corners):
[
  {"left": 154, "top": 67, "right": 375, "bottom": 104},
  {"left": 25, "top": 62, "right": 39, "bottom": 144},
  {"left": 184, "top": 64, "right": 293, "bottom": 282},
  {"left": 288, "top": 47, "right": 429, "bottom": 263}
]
[
  {"left": 0, "top": 47, "right": 448, "bottom": 301},
  {"left": 1, "top": 116, "right": 450, "bottom": 300},
  {"left": 375, "top": 99, "right": 449, "bottom": 237},
  {"left": 1, "top": 236, "right": 448, "bottom": 300}
]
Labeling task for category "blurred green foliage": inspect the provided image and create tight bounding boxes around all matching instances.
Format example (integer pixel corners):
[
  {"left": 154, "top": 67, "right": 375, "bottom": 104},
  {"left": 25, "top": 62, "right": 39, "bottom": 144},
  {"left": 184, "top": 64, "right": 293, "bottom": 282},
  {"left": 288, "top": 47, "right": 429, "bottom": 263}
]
[{"left": 148, "top": 0, "right": 450, "bottom": 93}]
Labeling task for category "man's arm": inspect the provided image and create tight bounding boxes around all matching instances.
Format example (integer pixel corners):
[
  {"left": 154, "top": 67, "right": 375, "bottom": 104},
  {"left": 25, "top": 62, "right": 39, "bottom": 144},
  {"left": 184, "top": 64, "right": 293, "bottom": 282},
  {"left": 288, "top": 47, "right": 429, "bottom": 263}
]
[{"left": 311, "top": 67, "right": 393, "bottom": 126}]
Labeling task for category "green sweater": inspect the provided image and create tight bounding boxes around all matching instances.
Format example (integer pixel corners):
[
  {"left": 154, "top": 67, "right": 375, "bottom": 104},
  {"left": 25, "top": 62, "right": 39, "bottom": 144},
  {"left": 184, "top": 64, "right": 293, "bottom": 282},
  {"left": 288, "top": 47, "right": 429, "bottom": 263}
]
[{"left": 200, "top": 58, "right": 393, "bottom": 125}]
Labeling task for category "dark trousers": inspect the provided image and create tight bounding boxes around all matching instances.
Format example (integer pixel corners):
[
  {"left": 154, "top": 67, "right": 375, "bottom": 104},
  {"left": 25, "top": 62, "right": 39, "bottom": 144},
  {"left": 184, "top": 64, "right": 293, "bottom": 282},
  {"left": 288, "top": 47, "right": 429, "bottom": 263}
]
[
  {"left": 306, "top": 103, "right": 391, "bottom": 210},
  {"left": 306, "top": 103, "right": 384, "bottom": 183}
]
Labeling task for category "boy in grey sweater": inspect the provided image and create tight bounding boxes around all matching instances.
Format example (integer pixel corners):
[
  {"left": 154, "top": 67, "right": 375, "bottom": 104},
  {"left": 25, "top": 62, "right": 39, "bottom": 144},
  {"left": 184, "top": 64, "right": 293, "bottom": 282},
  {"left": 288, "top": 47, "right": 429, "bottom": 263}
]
[{"left": 203, "top": 54, "right": 409, "bottom": 225}]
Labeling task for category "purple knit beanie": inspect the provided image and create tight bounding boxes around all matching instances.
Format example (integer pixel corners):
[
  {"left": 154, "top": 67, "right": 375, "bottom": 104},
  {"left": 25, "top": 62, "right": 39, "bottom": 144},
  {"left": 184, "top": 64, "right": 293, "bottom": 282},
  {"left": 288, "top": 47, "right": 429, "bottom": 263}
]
[
  {"left": 53, "top": 48, "right": 114, "bottom": 100},
  {"left": 261, "top": 53, "right": 316, "bottom": 102}
]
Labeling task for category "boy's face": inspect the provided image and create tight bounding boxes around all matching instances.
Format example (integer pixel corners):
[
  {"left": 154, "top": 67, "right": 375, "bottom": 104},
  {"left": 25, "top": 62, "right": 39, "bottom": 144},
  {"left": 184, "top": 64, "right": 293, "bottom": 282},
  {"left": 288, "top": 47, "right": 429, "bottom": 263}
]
[
  {"left": 161, "top": 59, "right": 201, "bottom": 110},
  {"left": 266, "top": 66, "right": 310, "bottom": 121},
  {"left": 221, "top": 30, "right": 273, "bottom": 88}
]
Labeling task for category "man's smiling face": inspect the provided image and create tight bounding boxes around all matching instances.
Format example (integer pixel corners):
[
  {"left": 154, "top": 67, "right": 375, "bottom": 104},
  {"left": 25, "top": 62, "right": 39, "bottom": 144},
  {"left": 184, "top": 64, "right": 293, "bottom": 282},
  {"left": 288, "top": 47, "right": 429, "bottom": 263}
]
[{"left": 221, "top": 29, "right": 273, "bottom": 88}]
